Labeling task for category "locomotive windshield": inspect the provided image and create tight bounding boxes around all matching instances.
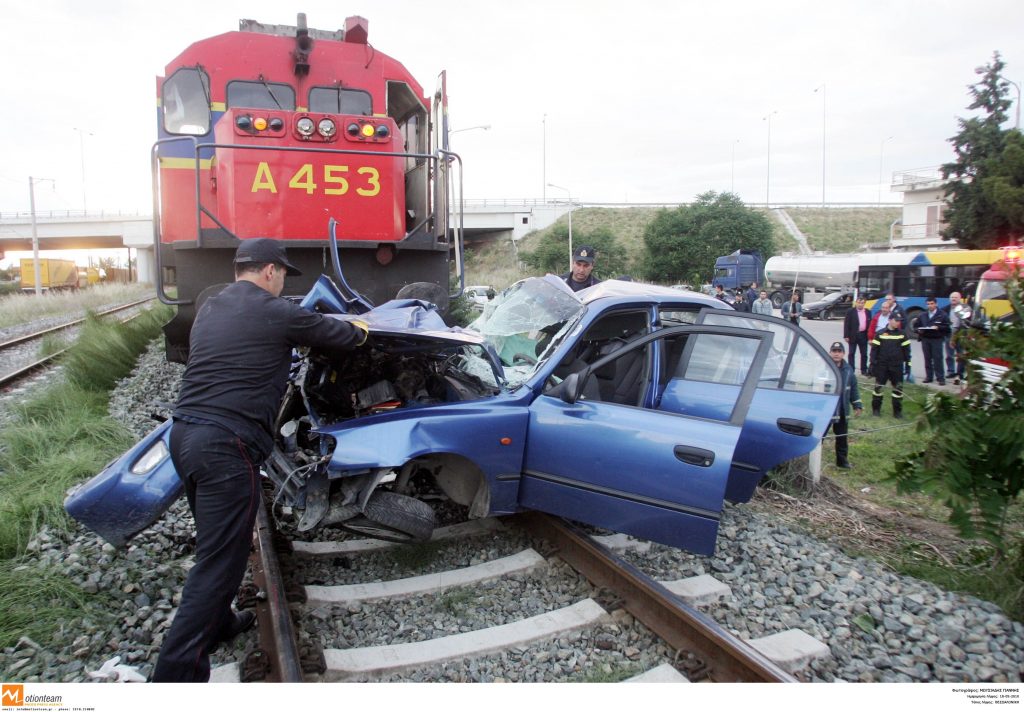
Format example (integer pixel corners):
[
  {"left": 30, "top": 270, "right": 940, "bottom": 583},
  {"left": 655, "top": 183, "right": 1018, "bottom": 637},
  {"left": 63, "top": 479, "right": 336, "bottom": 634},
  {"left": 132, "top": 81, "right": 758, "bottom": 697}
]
[
  {"left": 226, "top": 80, "right": 296, "bottom": 110},
  {"left": 309, "top": 87, "right": 372, "bottom": 115},
  {"left": 162, "top": 67, "right": 211, "bottom": 136}
]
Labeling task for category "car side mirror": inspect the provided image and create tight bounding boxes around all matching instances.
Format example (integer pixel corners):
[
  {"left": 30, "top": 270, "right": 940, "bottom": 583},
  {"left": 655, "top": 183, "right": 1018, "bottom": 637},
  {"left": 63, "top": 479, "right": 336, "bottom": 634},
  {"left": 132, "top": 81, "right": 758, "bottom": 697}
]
[{"left": 560, "top": 372, "right": 585, "bottom": 404}]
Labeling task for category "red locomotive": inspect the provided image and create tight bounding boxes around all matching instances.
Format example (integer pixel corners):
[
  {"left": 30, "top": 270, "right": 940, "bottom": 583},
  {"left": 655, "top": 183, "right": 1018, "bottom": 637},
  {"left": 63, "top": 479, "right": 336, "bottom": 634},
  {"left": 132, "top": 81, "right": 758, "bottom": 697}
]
[{"left": 154, "top": 13, "right": 460, "bottom": 361}]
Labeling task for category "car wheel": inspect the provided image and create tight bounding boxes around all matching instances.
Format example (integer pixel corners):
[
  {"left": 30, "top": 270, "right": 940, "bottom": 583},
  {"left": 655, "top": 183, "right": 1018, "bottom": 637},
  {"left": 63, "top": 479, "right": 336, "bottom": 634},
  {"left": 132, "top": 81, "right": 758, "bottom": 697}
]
[
  {"left": 821, "top": 309, "right": 831, "bottom": 321},
  {"left": 338, "top": 491, "right": 435, "bottom": 542}
]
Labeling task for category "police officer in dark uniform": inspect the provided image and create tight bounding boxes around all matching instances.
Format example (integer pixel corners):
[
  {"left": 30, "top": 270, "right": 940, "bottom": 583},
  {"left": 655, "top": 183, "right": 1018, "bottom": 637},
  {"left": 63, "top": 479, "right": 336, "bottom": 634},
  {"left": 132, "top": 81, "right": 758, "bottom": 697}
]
[
  {"left": 869, "top": 313, "right": 911, "bottom": 419},
  {"left": 152, "top": 239, "right": 369, "bottom": 682},
  {"left": 827, "top": 341, "right": 862, "bottom": 468},
  {"left": 561, "top": 245, "right": 601, "bottom": 292}
]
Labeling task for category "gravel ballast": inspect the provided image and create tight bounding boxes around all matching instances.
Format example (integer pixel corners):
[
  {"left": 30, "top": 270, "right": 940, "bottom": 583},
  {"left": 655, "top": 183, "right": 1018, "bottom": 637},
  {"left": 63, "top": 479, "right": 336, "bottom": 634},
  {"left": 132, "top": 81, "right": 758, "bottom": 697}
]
[{"left": 0, "top": 340, "right": 1020, "bottom": 683}]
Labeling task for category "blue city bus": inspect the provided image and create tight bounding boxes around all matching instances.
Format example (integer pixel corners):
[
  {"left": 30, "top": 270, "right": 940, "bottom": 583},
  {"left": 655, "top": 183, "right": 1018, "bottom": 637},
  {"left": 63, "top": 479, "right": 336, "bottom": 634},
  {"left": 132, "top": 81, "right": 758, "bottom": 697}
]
[{"left": 856, "top": 249, "right": 1004, "bottom": 326}]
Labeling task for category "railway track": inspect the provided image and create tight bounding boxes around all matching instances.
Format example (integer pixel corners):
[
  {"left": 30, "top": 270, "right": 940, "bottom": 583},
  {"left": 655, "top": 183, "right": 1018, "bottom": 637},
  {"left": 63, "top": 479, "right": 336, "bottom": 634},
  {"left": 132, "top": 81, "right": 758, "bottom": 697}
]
[
  {"left": 0, "top": 297, "right": 154, "bottom": 389},
  {"left": 221, "top": 503, "right": 813, "bottom": 683}
]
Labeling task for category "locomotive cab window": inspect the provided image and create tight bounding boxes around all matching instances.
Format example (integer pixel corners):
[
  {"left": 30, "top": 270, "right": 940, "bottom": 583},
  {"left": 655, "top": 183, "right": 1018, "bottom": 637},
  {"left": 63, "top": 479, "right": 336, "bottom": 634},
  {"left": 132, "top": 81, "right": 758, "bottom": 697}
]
[
  {"left": 226, "top": 81, "right": 296, "bottom": 110},
  {"left": 162, "top": 67, "right": 211, "bottom": 136},
  {"left": 309, "top": 87, "right": 372, "bottom": 115}
]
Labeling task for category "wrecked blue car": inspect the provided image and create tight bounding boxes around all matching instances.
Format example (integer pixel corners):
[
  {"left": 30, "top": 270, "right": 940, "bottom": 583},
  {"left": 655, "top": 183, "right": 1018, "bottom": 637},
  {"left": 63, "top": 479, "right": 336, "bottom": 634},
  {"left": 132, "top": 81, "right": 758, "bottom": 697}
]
[{"left": 66, "top": 275, "right": 839, "bottom": 556}]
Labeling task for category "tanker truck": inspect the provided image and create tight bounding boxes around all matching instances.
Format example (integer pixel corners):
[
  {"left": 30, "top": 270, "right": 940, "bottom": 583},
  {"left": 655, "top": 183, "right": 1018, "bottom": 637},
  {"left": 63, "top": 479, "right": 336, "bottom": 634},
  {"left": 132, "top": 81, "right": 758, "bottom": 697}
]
[{"left": 763, "top": 254, "right": 860, "bottom": 308}]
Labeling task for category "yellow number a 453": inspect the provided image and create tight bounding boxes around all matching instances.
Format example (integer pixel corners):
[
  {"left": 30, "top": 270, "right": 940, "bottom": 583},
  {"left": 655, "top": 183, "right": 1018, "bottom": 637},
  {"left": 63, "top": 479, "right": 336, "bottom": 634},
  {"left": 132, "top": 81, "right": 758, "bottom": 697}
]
[{"left": 288, "top": 164, "right": 317, "bottom": 195}]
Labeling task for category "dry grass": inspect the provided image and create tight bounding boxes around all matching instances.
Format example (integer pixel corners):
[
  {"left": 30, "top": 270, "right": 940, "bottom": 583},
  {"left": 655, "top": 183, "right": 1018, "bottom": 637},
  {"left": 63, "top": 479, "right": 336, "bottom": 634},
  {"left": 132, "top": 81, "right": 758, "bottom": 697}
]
[{"left": 0, "top": 283, "right": 152, "bottom": 329}]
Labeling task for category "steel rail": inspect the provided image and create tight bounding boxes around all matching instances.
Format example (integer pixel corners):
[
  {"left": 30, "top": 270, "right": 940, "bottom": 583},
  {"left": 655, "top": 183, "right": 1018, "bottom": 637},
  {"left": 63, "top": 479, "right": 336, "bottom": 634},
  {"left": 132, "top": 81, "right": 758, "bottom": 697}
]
[
  {"left": 250, "top": 496, "right": 304, "bottom": 682},
  {"left": 516, "top": 512, "right": 798, "bottom": 683},
  {"left": 0, "top": 301, "right": 156, "bottom": 389},
  {"left": 0, "top": 297, "right": 155, "bottom": 351}
]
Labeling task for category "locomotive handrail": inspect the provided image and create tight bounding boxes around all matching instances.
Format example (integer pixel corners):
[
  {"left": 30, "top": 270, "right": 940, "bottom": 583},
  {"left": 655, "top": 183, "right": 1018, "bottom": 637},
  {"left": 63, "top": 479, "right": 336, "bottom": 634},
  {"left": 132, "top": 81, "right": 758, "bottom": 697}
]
[
  {"left": 439, "top": 149, "right": 466, "bottom": 298},
  {"left": 151, "top": 136, "right": 202, "bottom": 306}
]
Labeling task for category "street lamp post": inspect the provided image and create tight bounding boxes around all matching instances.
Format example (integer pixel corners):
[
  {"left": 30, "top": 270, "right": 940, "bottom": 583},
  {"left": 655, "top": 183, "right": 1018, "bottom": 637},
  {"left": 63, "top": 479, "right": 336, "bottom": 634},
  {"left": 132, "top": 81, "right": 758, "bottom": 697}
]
[
  {"left": 450, "top": 124, "right": 491, "bottom": 134},
  {"left": 547, "top": 182, "right": 573, "bottom": 269},
  {"left": 814, "top": 84, "right": 826, "bottom": 206},
  {"left": 542, "top": 114, "right": 547, "bottom": 203},
  {"left": 731, "top": 139, "right": 740, "bottom": 194},
  {"left": 877, "top": 135, "right": 894, "bottom": 205},
  {"left": 1010, "top": 80, "right": 1021, "bottom": 131},
  {"left": 72, "top": 127, "right": 93, "bottom": 214},
  {"left": 763, "top": 111, "right": 778, "bottom": 207}
]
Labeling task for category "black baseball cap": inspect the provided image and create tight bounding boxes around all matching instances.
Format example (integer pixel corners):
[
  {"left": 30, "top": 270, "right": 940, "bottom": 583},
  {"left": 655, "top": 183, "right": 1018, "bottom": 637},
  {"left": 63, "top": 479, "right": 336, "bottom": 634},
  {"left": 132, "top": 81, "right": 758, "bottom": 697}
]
[
  {"left": 573, "top": 245, "right": 596, "bottom": 264},
  {"left": 233, "top": 238, "right": 302, "bottom": 276},
  {"left": 829, "top": 341, "right": 845, "bottom": 352}
]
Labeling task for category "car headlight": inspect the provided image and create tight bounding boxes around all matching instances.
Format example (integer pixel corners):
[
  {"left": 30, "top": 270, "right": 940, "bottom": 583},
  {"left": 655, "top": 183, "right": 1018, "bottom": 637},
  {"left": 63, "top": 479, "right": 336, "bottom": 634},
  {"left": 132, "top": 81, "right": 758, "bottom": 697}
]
[{"left": 130, "top": 440, "right": 170, "bottom": 476}]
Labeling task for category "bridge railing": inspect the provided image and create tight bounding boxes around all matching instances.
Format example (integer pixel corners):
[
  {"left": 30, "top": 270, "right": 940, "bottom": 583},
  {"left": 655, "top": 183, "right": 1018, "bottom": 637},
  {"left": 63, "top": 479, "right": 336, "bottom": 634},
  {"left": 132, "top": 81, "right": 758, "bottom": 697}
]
[{"left": 0, "top": 209, "right": 150, "bottom": 221}]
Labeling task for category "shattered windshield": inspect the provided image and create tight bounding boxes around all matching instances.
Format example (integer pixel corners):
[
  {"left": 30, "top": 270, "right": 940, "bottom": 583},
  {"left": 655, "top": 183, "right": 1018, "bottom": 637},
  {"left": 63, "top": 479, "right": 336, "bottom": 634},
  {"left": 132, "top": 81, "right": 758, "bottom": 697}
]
[{"left": 468, "top": 276, "right": 584, "bottom": 387}]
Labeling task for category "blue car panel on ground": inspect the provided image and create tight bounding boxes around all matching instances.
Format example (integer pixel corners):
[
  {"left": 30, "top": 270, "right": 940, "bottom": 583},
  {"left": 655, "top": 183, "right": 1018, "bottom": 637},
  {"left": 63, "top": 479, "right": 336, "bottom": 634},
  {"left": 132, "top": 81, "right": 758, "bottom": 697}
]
[{"left": 64, "top": 419, "right": 181, "bottom": 548}]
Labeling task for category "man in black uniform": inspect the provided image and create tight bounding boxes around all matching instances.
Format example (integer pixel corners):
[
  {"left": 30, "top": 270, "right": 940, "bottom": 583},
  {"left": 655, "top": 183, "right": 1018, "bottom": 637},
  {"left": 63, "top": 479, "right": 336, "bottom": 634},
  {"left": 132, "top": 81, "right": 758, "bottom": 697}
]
[
  {"left": 827, "top": 341, "right": 863, "bottom": 468},
  {"left": 152, "top": 239, "right": 368, "bottom": 682},
  {"left": 561, "top": 245, "right": 601, "bottom": 292},
  {"left": 869, "top": 313, "right": 911, "bottom": 419}
]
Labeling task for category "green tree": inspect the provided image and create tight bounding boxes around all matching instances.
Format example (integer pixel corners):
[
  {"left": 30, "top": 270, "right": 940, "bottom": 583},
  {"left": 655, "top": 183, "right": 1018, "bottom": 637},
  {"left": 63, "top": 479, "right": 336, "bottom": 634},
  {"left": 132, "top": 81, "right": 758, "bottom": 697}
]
[
  {"left": 980, "top": 129, "right": 1024, "bottom": 232},
  {"left": 639, "top": 191, "right": 774, "bottom": 285},
  {"left": 941, "top": 52, "right": 1018, "bottom": 249},
  {"left": 522, "top": 224, "right": 629, "bottom": 278},
  {"left": 891, "top": 273, "right": 1024, "bottom": 557}
]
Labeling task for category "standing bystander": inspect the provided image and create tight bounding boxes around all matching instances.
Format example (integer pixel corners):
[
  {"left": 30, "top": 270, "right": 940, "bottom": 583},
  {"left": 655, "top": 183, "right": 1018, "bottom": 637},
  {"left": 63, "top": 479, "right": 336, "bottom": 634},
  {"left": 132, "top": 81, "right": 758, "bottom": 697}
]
[
  {"left": 827, "top": 341, "right": 863, "bottom": 468},
  {"left": 843, "top": 296, "right": 870, "bottom": 375},
  {"left": 915, "top": 295, "right": 951, "bottom": 385},
  {"left": 869, "top": 314, "right": 911, "bottom": 418},
  {"left": 751, "top": 290, "right": 774, "bottom": 315}
]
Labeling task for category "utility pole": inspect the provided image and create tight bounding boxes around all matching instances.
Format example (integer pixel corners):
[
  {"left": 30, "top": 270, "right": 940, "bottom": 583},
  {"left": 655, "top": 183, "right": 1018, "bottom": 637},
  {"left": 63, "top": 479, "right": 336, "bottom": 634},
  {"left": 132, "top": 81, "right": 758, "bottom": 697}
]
[
  {"left": 28, "top": 177, "right": 44, "bottom": 296},
  {"left": 73, "top": 127, "right": 93, "bottom": 214}
]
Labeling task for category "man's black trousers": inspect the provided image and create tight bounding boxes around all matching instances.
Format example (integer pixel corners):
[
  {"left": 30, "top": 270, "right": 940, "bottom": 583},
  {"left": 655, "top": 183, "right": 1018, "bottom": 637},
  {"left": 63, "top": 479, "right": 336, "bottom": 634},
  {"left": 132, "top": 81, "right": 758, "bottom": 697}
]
[
  {"left": 848, "top": 332, "right": 868, "bottom": 374},
  {"left": 152, "top": 421, "right": 261, "bottom": 682},
  {"left": 921, "top": 338, "right": 945, "bottom": 382},
  {"left": 829, "top": 408, "right": 849, "bottom": 466}
]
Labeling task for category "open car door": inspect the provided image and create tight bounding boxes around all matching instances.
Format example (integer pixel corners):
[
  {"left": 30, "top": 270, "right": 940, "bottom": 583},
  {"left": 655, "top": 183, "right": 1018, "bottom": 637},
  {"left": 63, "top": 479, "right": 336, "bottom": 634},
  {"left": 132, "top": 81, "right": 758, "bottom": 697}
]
[
  {"left": 518, "top": 325, "right": 773, "bottom": 556},
  {"left": 691, "top": 308, "right": 840, "bottom": 502}
]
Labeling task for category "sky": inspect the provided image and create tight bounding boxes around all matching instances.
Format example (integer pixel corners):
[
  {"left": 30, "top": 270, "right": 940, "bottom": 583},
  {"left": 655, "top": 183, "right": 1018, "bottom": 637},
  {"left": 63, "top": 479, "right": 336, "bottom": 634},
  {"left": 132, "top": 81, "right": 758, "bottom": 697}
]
[{"left": 0, "top": 0, "right": 1022, "bottom": 219}]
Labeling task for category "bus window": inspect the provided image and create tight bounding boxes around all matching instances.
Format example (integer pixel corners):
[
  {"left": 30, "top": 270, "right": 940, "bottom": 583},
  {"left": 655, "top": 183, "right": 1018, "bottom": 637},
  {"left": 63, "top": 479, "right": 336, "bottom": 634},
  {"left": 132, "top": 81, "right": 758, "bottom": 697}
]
[
  {"left": 162, "top": 67, "right": 211, "bottom": 136},
  {"left": 858, "top": 267, "right": 889, "bottom": 300},
  {"left": 309, "top": 87, "right": 372, "bottom": 115},
  {"left": 226, "top": 81, "right": 296, "bottom": 110}
]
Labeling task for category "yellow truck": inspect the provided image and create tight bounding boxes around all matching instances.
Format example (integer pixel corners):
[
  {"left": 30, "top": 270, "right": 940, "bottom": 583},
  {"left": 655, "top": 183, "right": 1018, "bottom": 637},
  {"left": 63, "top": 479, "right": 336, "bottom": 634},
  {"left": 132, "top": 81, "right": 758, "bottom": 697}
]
[{"left": 20, "top": 258, "right": 80, "bottom": 291}]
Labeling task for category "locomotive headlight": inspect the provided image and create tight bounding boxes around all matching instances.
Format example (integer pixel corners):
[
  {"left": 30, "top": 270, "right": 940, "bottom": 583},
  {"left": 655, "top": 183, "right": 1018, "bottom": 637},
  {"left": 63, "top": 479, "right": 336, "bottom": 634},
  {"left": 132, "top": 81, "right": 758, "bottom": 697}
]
[
  {"left": 269, "top": 117, "right": 284, "bottom": 131},
  {"left": 317, "top": 118, "right": 337, "bottom": 137},
  {"left": 296, "top": 117, "right": 315, "bottom": 136},
  {"left": 360, "top": 124, "right": 375, "bottom": 138},
  {"left": 346, "top": 122, "right": 360, "bottom": 136},
  {"left": 253, "top": 117, "right": 268, "bottom": 131},
  {"left": 375, "top": 125, "right": 390, "bottom": 138},
  {"left": 235, "top": 115, "right": 253, "bottom": 131}
]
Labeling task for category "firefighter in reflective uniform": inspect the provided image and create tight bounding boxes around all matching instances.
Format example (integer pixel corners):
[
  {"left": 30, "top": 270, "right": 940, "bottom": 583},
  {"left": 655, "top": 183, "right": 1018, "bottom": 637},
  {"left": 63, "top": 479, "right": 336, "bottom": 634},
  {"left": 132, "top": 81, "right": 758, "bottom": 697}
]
[{"left": 869, "top": 313, "right": 912, "bottom": 418}]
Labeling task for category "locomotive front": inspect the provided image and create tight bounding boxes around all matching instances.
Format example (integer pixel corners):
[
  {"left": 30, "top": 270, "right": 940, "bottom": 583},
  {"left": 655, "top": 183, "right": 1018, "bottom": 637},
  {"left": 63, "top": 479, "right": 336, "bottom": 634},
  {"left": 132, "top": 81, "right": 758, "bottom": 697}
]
[{"left": 154, "top": 14, "right": 456, "bottom": 362}]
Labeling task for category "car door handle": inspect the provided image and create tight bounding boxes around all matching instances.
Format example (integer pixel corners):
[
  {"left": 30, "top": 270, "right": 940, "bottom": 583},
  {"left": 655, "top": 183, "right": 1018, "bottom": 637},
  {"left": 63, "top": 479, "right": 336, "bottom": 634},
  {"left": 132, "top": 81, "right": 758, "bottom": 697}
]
[
  {"left": 674, "top": 445, "right": 715, "bottom": 467},
  {"left": 777, "top": 418, "right": 813, "bottom": 436}
]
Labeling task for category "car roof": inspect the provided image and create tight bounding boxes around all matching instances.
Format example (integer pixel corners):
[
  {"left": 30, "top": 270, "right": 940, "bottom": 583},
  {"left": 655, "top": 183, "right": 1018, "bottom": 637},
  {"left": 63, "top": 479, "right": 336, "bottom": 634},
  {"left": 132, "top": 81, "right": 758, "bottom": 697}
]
[{"left": 577, "top": 280, "right": 725, "bottom": 309}]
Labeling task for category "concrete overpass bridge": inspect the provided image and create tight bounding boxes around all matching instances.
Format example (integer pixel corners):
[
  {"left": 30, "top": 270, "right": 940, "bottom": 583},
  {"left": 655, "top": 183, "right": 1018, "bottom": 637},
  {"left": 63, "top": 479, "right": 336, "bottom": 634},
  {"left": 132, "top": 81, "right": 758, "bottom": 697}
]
[{"left": 0, "top": 211, "right": 156, "bottom": 283}]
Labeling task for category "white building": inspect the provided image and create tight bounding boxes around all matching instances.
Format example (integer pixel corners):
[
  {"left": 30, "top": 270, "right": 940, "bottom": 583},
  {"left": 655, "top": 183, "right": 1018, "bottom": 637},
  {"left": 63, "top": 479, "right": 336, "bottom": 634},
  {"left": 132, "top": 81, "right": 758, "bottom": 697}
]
[{"left": 889, "top": 166, "right": 948, "bottom": 248}]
